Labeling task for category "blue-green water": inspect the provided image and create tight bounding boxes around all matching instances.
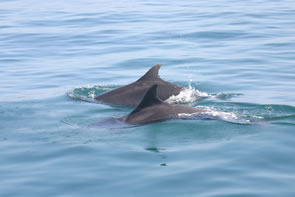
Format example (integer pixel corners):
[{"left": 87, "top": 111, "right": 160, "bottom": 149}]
[{"left": 1, "top": 0, "right": 295, "bottom": 196}]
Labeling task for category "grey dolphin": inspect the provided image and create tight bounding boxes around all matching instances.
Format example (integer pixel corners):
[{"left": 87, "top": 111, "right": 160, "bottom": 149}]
[
  {"left": 95, "top": 64, "right": 183, "bottom": 106},
  {"left": 120, "top": 84, "right": 205, "bottom": 125}
]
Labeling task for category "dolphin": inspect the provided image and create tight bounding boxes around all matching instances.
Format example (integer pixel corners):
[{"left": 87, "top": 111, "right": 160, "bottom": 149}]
[
  {"left": 120, "top": 84, "right": 205, "bottom": 125},
  {"left": 95, "top": 64, "right": 183, "bottom": 106}
]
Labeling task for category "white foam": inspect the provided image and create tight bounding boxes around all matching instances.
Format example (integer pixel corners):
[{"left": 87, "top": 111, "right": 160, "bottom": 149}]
[
  {"left": 67, "top": 84, "right": 114, "bottom": 100},
  {"left": 177, "top": 106, "right": 252, "bottom": 124},
  {"left": 166, "top": 81, "right": 209, "bottom": 104},
  {"left": 80, "top": 84, "right": 111, "bottom": 91},
  {"left": 88, "top": 90, "right": 96, "bottom": 99}
]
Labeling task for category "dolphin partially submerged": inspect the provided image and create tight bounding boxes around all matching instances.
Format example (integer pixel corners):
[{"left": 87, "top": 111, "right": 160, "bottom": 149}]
[
  {"left": 120, "top": 84, "right": 205, "bottom": 125},
  {"left": 95, "top": 64, "right": 183, "bottom": 106}
]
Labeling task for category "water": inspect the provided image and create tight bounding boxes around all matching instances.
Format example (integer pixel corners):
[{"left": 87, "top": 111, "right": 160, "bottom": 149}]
[{"left": 1, "top": 0, "right": 295, "bottom": 196}]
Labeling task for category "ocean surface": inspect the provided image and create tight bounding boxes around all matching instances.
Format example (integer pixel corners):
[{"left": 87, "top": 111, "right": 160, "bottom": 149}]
[{"left": 1, "top": 0, "right": 295, "bottom": 196}]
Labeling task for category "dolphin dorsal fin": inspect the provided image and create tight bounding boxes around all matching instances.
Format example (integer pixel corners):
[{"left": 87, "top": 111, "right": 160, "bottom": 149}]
[
  {"left": 137, "top": 64, "right": 162, "bottom": 81},
  {"left": 130, "top": 84, "right": 163, "bottom": 114}
]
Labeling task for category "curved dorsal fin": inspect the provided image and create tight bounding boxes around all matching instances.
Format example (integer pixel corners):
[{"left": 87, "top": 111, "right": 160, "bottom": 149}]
[
  {"left": 137, "top": 64, "right": 162, "bottom": 81},
  {"left": 130, "top": 84, "right": 163, "bottom": 114}
]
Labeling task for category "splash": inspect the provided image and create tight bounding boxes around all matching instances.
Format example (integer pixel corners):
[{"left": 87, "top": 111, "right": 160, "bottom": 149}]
[
  {"left": 166, "top": 81, "right": 209, "bottom": 104},
  {"left": 166, "top": 80, "right": 242, "bottom": 104}
]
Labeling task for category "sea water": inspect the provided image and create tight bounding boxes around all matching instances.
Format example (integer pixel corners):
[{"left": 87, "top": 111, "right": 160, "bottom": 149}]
[{"left": 1, "top": 0, "right": 295, "bottom": 196}]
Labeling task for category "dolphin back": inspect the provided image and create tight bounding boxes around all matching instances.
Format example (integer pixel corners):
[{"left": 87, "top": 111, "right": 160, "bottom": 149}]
[{"left": 95, "top": 64, "right": 182, "bottom": 106}]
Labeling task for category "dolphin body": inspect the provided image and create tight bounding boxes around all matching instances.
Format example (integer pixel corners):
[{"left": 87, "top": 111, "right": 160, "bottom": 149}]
[
  {"left": 95, "top": 64, "right": 183, "bottom": 106},
  {"left": 120, "top": 84, "right": 205, "bottom": 125}
]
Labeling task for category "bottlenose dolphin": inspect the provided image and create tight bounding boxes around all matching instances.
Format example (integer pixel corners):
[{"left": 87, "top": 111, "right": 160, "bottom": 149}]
[
  {"left": 95, "top": 64, "right": 182, "bottom": 106},
  {"left": 120, "top": 84, "right": 205, "bottom": 125}
]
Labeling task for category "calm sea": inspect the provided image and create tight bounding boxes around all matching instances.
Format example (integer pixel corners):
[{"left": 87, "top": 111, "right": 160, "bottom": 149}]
[{"left": 1, "top": 0, "right": 295, "bottom": 196}]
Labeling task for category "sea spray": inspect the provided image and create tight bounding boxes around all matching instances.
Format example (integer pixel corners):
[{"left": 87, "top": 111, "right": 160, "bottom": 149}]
[{"left": 166, "top": 80, "right": 209, "bottom": 104}]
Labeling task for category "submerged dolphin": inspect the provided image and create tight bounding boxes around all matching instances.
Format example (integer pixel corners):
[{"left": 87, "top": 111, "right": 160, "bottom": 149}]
[
  {"left": 95, "top": 64, "right": 183, "bottom": 106},
  {"left": 120, "top": 84, "right": 205, "bottom": 125}
]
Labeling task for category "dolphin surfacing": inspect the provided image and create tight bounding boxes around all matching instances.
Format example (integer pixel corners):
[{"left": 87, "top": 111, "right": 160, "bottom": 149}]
[
  {"left": 120, "top": 84, "right": 205, "bottom": 125},
  {"left": 95, "top": 64, "right": 183, "bottom": 106}
]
